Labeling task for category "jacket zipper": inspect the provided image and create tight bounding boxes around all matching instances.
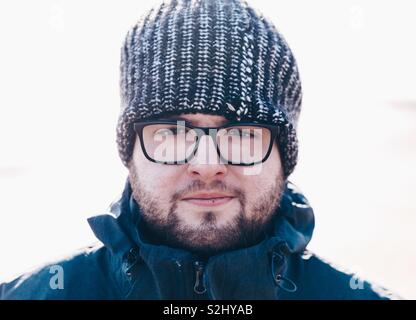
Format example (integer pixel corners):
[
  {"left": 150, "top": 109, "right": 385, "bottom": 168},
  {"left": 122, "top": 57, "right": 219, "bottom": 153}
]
[{"left": 193, "top": 261, "right": 207, "bottom": 295}]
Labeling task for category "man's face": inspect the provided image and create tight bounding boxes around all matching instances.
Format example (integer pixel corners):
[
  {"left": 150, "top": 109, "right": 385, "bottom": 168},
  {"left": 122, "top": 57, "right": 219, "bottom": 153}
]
[{"left": 129, "top": 113, "right": 285, "bottom": 256}]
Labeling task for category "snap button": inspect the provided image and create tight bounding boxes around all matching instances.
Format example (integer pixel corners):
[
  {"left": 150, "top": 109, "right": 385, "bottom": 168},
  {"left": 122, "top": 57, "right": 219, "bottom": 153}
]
[{"left": 274, "top": 274, "right": 297, "bottom": 293}]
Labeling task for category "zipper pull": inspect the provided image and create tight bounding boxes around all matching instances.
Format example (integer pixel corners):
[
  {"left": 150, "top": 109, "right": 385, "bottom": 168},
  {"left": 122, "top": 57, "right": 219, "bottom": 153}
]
[
  {"left": 193, "top": 261, "right": 207, "bottom": 295},
  {"left": 123, "top": 247, "right": 140, "bottom": 277}
]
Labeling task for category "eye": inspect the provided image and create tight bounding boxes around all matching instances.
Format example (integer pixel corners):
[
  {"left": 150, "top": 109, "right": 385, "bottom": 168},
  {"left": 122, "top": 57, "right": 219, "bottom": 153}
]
[
  {"left": 226, "top": 128, "right": 255, "bottom": 138},
  {"left": 154, "top": 127, "right": 187, "bottom": 136},
  {"left": 242, "top": 130, "right": 254, "bottom": 138}
]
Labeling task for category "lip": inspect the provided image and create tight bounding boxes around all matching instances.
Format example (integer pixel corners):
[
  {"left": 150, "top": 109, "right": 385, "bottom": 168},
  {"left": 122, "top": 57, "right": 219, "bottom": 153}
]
[
  {"left": 182, "top": 193, "right": 234, "bottom": 200},
  {"left": 181, "top": 193, "right": 235, "bottom": 207}
]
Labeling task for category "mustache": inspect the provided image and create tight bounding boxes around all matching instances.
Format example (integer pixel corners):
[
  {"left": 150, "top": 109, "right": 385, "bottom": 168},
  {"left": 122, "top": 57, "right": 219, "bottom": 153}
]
[{"left": 171, "top": 180, "right": 245, "bottom": 204}]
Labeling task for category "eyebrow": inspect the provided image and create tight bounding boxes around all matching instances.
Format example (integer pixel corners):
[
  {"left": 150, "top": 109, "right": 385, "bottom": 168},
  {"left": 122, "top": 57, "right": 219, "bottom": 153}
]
[
  {"left": 159, "top": 116, "right": 189, "bottom": 122},
  {"left": 158, "top": 116, "right": 230, "bottom": 126}
]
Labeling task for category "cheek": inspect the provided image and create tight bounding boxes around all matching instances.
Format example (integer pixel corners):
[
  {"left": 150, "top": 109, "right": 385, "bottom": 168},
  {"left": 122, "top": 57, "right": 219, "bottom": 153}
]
[
  {"left": 136, "top": 162, "right": 184, "bottom": 195},
  {"left": 229, "top": 145, "right": 282, "bottom": 203},
  {"left": 131, "top": 139, "right": 185, "bottom": 197}
]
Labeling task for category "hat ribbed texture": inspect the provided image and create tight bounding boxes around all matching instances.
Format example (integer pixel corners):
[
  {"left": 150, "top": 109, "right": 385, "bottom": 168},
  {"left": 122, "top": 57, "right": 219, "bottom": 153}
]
[{"left": 117, "top": 0, "right": 302, "bottom": 177}]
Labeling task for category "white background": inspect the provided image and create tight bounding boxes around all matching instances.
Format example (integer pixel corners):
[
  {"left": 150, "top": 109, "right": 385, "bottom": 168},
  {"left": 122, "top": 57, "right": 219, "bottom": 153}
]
[{"left": 0, "top": 0, "right": 415, "bottom": 299}]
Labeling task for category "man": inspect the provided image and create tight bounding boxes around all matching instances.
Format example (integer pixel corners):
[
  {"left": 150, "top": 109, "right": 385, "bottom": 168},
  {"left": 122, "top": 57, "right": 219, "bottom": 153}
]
[{"left": 1, "top": 0, "right": 395, "bottom": 299}]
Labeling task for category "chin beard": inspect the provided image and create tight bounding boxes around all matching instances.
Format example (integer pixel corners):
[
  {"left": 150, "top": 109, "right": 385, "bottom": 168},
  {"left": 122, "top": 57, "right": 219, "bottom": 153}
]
[
  {"left": 130, "top": 180, "right": 285, "bottom": 258},
  {"left": 138, "top": 203, "right": 278, "bottom": 257}
]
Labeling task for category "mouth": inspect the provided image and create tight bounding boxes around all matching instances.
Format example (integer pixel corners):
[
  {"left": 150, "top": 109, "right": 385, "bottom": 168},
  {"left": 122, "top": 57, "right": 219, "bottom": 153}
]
[{"left": 180, "top": 193, "right": 236, "bottom": 207}]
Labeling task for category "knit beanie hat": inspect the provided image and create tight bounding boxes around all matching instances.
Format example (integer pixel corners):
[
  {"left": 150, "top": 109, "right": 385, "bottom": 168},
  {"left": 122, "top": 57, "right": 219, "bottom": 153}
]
[{"left": 117, "top": 0, "right": 302, "bottom": 177}]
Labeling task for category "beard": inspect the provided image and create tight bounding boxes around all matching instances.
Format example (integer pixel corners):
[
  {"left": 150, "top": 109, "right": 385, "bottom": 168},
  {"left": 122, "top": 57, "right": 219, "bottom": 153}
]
[{"left": 129, "top": 168, "right": 286, "bottom": 257}]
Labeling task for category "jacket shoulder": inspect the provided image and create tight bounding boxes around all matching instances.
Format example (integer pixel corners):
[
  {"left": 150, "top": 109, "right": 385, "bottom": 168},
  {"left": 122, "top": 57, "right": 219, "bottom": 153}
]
[
  {"left": 289, "top": 251, "right": 400, "bottom": 300},
  {"left": 0, "top": 243, "right": 120, "bottom": 300}
]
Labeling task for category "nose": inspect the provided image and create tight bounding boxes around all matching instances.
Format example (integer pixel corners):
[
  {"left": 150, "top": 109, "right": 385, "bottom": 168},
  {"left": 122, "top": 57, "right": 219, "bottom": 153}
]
[{"left": 187, "top": 135, "right": 227, "bottom": 180}]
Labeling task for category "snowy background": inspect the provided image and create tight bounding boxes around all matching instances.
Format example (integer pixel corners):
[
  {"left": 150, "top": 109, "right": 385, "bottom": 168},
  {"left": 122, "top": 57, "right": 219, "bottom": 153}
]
[{"left": 0, "top": 0, "right": 415, "bottom": 299}]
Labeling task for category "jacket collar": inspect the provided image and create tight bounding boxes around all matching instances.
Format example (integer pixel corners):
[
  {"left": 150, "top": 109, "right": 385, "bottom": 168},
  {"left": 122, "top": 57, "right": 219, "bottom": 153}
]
[{"left": 88, "top": 178, "right": 315, "bottom": 299}]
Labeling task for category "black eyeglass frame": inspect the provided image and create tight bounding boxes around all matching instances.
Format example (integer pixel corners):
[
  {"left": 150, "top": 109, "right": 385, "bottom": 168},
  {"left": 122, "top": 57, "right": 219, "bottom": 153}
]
[{"left": 133, "top": 120, "right": 279, "bottom": 166}]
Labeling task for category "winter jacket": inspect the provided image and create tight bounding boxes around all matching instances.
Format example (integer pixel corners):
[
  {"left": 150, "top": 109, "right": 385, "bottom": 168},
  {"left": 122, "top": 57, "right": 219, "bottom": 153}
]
[{"left": 0, "top": 179, "right": 396, "bottom": 300}]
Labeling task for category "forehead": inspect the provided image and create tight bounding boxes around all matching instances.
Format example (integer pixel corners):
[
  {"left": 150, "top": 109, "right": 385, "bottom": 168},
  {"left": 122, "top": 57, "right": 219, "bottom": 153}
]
[{"left": 161, "top": 113, "right": 229, "bottom": 127}]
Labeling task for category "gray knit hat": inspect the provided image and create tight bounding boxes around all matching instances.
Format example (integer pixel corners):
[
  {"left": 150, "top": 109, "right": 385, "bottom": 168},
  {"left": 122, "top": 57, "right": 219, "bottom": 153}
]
[{"left": 117, "top": 0, "right": 302, "bottom": 177}]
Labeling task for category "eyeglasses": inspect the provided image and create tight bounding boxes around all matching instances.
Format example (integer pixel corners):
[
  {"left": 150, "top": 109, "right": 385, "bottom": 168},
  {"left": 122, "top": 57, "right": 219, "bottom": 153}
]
[{"left": 133, "top": 120, "right": 279, "bottom": 166}]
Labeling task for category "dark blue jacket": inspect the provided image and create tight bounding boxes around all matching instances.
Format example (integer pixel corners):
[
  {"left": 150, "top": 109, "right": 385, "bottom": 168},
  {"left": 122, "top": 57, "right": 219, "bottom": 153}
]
[{"left": 0, "top": 180, "right": 396, "bottom": 299}]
